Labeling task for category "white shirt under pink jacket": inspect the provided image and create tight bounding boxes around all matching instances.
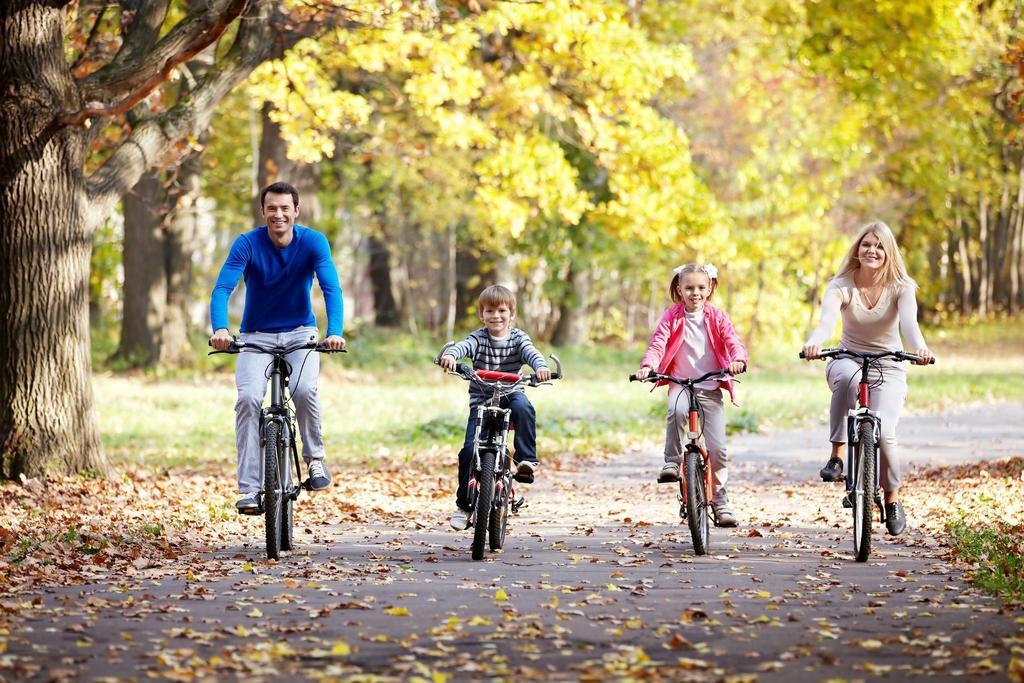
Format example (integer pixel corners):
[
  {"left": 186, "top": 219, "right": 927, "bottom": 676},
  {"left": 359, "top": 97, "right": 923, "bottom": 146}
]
[{"left": 640, "top": 302, "right": 749, "bottom": 403}]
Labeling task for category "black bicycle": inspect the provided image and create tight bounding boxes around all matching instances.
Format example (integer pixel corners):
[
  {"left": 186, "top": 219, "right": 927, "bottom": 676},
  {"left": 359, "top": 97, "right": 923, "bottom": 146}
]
[
  {"left": 800, "top": 348, "right": 933, "bottom": 562},
  {"left": 437, "top": 344, "right": 562, "bottom": 560},
  {"left": 630, "top": 368, "right": 733, "bottom": 555},
  {"left": 210, "top": 339, "right": 344, "bottom": 560}
]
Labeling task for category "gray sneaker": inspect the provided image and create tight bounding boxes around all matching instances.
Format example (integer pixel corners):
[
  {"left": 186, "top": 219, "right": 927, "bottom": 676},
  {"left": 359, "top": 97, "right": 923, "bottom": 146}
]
[
  {"left": 713, "top": 498, "right": 738, "bottom": 527},
  {"left": 308, "top": 460, "right": 331, "bottom": 490},
  {"left": 235, "top": 492, "right": 260, "bottom": 513},
  {"left": 658, "top": 462, "right": 681, "bottom": 483}
]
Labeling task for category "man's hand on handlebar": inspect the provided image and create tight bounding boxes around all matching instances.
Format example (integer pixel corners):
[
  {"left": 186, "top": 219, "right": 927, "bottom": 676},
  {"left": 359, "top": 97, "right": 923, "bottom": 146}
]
[
  {"left": 323, "top": 335, "right": 346, "bottom": 351},
  {"left": 210, "top": 328, "right": 233, "bottom": 351}
]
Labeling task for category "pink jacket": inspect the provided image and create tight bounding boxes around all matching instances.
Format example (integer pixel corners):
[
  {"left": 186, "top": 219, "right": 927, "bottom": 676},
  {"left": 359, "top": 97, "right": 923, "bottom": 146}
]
[{"left": 640, "top": 303, "right": 749, "bottom": 403}]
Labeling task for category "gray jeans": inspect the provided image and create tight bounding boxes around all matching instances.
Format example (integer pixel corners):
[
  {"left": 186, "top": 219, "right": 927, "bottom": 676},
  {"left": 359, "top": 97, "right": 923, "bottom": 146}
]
[
  {"left": 664, "top": 386, "right": 728, "bottom": 503},
  {"left": 826, "top": 357, "right": 907, "bottom": 492},
  {"left": 235, "top": 326, "right": 324, "bottom": 494}
]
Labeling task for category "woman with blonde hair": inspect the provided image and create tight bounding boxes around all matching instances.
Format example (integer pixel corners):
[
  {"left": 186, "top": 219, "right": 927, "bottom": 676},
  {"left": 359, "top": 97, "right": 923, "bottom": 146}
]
[{"left": 802, "top": 220, "right": 933, "bottom": 536}]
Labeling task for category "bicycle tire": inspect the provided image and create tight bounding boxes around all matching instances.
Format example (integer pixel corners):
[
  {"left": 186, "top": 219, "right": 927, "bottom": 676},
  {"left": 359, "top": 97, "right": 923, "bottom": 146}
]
[
  {"left": 264, "top": 421, "right": 283, "bottom": 560},
  {"left": 853, "top": 420, "right": 875, "bottom": 562},
  {"left": 472, "top": 450, "right": 496, "bottom": 561},
  {"left": 280, "top": 427, "right": 294, "bottom": 552},
  {"left": 684, "top": 449, "right": 709, "bottom": 556},
  {"left": 489, "top": 457, "right": 510, "bottom": 551}
]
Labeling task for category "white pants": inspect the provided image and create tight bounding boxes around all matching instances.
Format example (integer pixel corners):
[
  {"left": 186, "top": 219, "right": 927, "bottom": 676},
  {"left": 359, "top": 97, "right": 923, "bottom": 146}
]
[
  {"left": 664, "top": 386, "right": 729, "bottom": 503},
  {"left": 235, "top": 326, "right": 324, "bottom": 493},
  {"left": 826, "top": 357, "right": 907, "bottom": 492}
]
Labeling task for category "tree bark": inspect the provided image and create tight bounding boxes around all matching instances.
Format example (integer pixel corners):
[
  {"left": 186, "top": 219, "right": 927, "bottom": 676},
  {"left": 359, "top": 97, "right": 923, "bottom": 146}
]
[
  {"left": 0, "top": 2, "right": 107, "bottom": 478},
  {"left": 367, "top": 234, "right": 400, "bottom": 327},
  {"left": 551, "top": 258, "right": 591, "bottom": 346},
  {"left": 160, "top": 144, "right": 203, "bottom": 367}
]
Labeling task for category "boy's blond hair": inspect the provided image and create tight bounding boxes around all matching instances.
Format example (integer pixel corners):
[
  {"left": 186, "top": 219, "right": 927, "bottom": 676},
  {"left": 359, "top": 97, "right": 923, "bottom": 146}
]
[{"left": 478, "top": 285, "right": 517, "bottom": 316}]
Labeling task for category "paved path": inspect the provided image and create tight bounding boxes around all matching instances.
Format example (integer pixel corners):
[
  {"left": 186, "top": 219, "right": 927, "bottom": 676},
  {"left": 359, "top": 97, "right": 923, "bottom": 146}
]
[{"left": 3, "top": 403, "right": 1023, "bottom": 681}]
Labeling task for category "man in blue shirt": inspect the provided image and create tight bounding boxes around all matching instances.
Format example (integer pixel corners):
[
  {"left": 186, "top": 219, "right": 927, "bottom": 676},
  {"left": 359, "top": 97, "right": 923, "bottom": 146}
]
[{"left": 210, "top": 181, "right": 345, "bottom": 511}]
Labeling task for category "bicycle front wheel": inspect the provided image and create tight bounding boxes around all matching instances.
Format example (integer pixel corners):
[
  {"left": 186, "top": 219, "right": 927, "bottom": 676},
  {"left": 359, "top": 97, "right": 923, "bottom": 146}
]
[
  {"left": 684, "top": 449, "right": 710, "bottom": 556},
  {"left": 853, "top": 420, "right": 876, "bottom": 563},
  {"left": 472, "top": 450, "right": 496, "bottom": 561},
  {"left": 280, "top": 428, "right": 294, "bottom": 552},
  {"left": 264, "top": 421, "right": 283, "bottom": 561}
]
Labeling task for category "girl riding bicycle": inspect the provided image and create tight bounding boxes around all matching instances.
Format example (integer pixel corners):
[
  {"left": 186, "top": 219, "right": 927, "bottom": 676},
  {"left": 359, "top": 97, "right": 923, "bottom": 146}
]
[
  {"left": 636, "top": 264, "right": 748, "bottom": 527},
  {"left": 802, "top": 220, "right": 933, "bottom": 536}
]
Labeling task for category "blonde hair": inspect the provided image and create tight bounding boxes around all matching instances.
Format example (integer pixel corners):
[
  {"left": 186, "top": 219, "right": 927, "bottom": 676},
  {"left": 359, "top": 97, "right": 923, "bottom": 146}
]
[
  {"left": 478, "top": 284, "right": 517, "bottom": 316},
  {"left": 669, "top": 264, "right": 717, "bottom": 304},
  {"left": 835, "top": 220, "right": 916, "bottom": 289}
]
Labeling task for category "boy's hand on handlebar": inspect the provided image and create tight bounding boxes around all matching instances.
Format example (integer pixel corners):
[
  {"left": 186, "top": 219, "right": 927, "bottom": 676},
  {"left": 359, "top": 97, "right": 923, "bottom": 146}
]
[
  {"left": 535, "top": 368, "right": 551, "bottom": 382},
  {"left": 801, "top": 344, "right": 821, "bottom": 360},
  {"left": 635, "top": 366, "right": 652, "bottom": 380},
  {"left": 210, "top": 328, "right": 233, "bottom": 351},
  {"left": 729, "top": 360, "right": 746, "bottom": 375},
  {"left": 439, "top": 355, "right": 456, "bottom": 372},
  {"left": 323, "top": 335, "right": 346, "bottom": 351}
]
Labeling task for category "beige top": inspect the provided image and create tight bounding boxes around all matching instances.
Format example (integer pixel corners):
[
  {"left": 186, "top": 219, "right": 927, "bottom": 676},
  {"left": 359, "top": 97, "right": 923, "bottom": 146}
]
[{"left": 806, "top": 273, "right": 927, "bottom": 352}]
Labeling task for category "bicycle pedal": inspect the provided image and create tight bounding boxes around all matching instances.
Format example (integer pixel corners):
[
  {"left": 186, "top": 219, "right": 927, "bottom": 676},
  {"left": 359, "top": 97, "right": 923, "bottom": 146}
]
[
  {"left": 511, "top": 497, "right": 527, "bottom": 513},
  {"left": 842, "top": 493, "right": 853, "bottom": 509},
  {"left": 513, "top": 473, "right": 535, "bottom": 484},
  {"left": 238, "top": 507, "right": 263, "bottom": 516}
]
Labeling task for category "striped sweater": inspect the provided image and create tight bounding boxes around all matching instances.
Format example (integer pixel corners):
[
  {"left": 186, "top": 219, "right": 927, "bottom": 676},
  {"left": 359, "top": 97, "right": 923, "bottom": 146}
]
[{"left": 442, "top": 328, "right": 548, "bottom": 406}]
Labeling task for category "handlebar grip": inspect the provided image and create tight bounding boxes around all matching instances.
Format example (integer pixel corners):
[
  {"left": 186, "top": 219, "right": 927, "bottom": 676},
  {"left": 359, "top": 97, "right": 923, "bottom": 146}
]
[
  {"left": 629, "top": 374, "right": 638, "bottom": 382},
  {"left": 798, "top": 351, "right": 806, "bottom": 359}
]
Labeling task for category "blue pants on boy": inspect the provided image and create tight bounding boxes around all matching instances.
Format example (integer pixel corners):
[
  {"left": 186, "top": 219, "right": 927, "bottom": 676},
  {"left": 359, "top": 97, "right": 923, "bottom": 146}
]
[{"left": 456, "top": 391, "right": 537, "bottom": 510}]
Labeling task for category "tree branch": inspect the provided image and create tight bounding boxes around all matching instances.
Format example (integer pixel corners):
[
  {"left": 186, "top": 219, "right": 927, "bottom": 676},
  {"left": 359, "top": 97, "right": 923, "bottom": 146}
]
[
  {"left": 70, "top": 2, "right": 114, "bottom": 72},
  {"left": 109, "top": 0, "right": 171, "bottom": 68},
  {"left": 54, "top": 0, "right": 251, "bottom": 130},
  {"left": 83, "top": 0, "right": 277, "bottom": 233}
]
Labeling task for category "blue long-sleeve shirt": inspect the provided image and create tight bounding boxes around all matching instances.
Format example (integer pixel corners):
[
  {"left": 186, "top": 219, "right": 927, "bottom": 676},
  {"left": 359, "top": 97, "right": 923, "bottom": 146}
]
[{"left": 210, "top": 225, "right": 343, "bottom": 336}]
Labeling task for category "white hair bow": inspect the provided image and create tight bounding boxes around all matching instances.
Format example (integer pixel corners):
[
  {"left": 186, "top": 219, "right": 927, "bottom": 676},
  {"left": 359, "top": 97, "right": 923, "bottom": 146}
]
[{"left": 702, "top": 264, "right": 718, "bottom": 279}]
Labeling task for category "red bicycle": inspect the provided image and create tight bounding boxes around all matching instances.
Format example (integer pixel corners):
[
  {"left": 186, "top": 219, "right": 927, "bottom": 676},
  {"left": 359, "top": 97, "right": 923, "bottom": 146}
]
[
  {"left": 800, "top": 348, "right": 934, "bottom": 561},
  {"left": 630, "top": 368, "right": 732, "bottom": 556}
]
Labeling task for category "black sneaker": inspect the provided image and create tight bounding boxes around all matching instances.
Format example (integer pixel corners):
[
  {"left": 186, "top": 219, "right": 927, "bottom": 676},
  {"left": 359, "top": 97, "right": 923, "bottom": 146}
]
[
  {"left": 820, "top": 457, "right": 844, "bottom": 482},
  {"left": 514, "top": 460, "right": 538, "bottom": 483},
  {"left": 885, "top": 501, "right": 907, "bottom": 536}
]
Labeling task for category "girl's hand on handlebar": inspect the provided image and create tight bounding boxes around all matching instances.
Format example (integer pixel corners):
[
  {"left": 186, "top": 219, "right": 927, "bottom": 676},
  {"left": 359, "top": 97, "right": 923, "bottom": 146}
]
[
  {"left": 801, "top": 344, "right": 821, "bottom": 360},
  {"left": 912, "top": 347, "right": 934, "bottom": 365},
  {"left": 729, "top": 360, "right": 746, "bottom": 375},
  {"left": 536, "top": 368, "right": 551, "bottom": 382},
  {"left": 439, "top": 355, "right": 456, "bottom": 372},
  {"left": 323, "top": 335, "right": 346, "bottom": 351},
  {"left": 635, "top": 366, "right": 652, "bottom": 380}
]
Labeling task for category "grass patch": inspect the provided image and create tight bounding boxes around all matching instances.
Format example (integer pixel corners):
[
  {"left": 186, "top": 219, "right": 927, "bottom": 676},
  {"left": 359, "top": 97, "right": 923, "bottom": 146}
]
[{"left": 946, "top": 518, "right": 1024, "bottom": 605}]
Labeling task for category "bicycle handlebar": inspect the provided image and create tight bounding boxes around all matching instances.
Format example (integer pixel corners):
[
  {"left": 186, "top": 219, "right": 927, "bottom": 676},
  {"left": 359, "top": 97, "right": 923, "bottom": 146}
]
[
  {"left": 207, "top": 339, "right": 347, "bottom": 356},
  {"left": 799, "top": 348, "right": 934, "bottom": 364},
  {"left": 628, "top": 368, "right": 732, "bottom": 385},
  {"left": 436, "top": 341, "right": 563, "bottom": 387}
]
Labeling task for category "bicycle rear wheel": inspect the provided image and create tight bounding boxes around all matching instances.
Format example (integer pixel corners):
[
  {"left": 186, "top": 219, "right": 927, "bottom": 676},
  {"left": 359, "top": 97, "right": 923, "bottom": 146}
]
[
  {"left": 684, "top": 449, "right": 709, "bottom": 556},
  {"left": 264, "top": 421, "right": 283, "bottom": 560},
  {"left": 853, "top": 420, "right": 876, "bottom": 562},
  {"left": 472, "top": 450, "right": 496, "bottom": 561}
]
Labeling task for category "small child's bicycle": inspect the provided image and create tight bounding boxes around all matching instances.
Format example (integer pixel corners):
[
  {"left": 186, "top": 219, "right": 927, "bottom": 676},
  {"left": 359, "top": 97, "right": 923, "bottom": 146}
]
[
  {"left": 800, "top": 347, "right": 934, "bottom": 562},
  {"left": 629, "top": 368, "right": 733, "bottom": 556},
  {"left": 210, "top": 339, "right": 345, "bottom": 560},
  {"left": 437, "top": 344, "right": 561, "bottom": 561}
]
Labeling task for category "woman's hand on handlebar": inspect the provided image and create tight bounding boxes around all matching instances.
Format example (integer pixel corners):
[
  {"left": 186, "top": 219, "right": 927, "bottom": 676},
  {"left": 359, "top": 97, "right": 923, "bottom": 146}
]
[
  {"left": 635, "top": 366, "right": 652, "bottom": 381},
  {"left": 911, "top": 347, "right": 933, "bottom": 366},
  {"left": 210, "top": 328, "right": 233, "bottom": 351},
  {"left": 439, "top": 355, "right": 457, "bottom": 372},
  {"left": 801, "top": 344, "right": 822, "bottom": 360}
]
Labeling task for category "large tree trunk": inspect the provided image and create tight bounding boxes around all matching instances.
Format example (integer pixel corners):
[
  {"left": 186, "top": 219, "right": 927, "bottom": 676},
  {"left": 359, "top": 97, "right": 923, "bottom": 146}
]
[
  {"left": 367, "top": 234, "right": 400, "bottom": 327},
  {"left": 160, "top": 145, "right": 203, "bottom": 367},
  {"left": 116, "top": 169, "right": 166, "bottom": 366},
  {"left": 0, "top": 3, "right": 107, "bottom": 479}
]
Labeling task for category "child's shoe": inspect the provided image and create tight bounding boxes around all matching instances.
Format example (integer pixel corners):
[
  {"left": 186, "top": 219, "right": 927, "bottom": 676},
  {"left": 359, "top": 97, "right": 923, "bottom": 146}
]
[
  {"left": 657, "top": 462, "right": 681, "bottom": 483},
  {"left": 450, "top": 507, "right": 471, "bottom": 530},
  {"left": 712, "top": 496, "right": 738, "bottom": 527},
  {"left": 515, "top": 460, "right": 538, "bottom": 483}
]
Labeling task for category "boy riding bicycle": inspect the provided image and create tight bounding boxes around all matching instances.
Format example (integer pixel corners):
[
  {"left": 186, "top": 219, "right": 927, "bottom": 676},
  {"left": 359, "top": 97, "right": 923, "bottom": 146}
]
[
  {"left": 438, "top": 285, "right": 550, "bottom": 530},
  {"left": 209, "top": 181, "right": 345, "bottom": 512}
]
